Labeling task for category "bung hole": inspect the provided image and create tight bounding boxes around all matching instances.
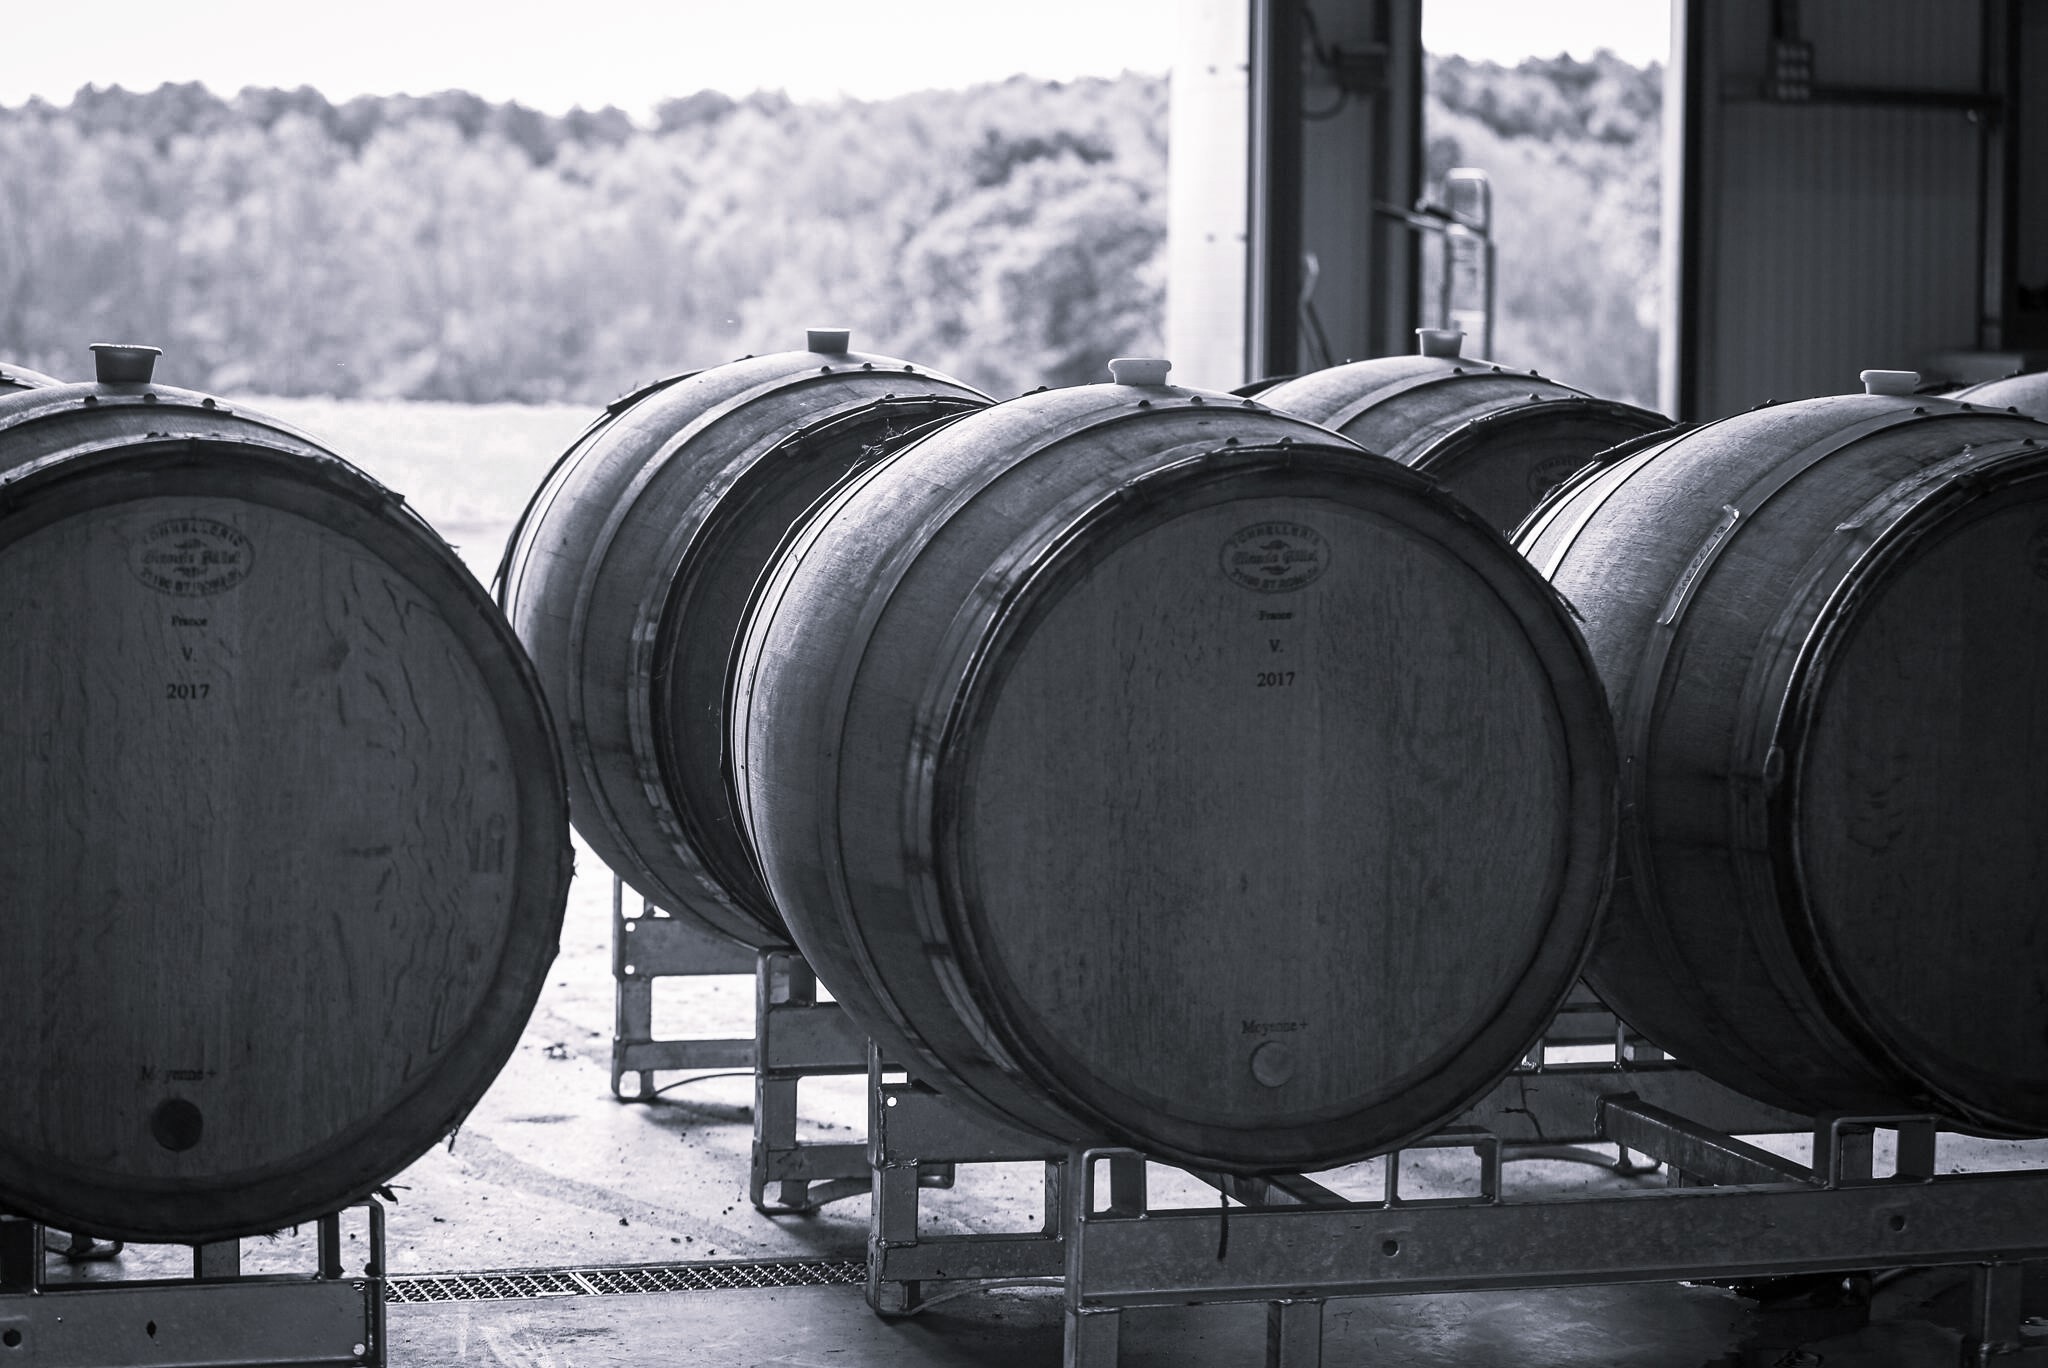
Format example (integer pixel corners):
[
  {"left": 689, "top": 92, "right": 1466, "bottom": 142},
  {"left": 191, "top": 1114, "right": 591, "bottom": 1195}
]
[{"left": 150, "top": 1098, "right": 204, "bottom": 1152}]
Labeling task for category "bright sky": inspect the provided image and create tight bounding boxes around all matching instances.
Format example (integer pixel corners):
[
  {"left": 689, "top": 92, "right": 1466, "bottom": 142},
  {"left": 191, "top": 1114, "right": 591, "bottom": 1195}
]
[{"left": 2, "top": 1, "right": 1668, "bottom": 116}]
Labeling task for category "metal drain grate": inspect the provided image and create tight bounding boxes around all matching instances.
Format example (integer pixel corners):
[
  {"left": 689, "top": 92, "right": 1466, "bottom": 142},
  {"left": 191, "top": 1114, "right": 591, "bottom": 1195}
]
[{"left": 386, "top": 1257, "right": 865, "bottom": 1303}]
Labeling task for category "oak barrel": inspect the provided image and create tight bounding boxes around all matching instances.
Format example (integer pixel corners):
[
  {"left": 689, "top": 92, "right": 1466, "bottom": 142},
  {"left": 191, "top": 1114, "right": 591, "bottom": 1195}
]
[
  {"left": 0, "top": 361, "right": 59, "bottom": 392},
  {"left": 0, "top": 346, "right": 572, "bottom": 1242},
  {"left": 496, "top": 332, "right": 990, "bottom": 943},
  {"left": 1951, "top": 369, "right": 2048, "bottom": 422},
  {"left": 1518, "top": 376, "right": 2048, "bottom": 1131},
  {"left": 1259, "top": 329, "right": 1669, "bottom": 532},
  {"left": 731, "top": 359, "right": 1618, "bottom": 1172}
]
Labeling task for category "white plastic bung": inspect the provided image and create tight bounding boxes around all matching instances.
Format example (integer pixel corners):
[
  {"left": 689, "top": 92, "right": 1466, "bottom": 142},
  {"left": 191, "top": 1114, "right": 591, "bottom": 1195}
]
[
  {"left": 1416, "top": 328, "right": 1464, "bottom": 359},
  {"left": 806, "top": 328, "right": 852, "bottom": 354},
  {"left": 1859, "top": 369, "right": 1920, "bottom": 396},
  {"left": 90, "top": 343, "right": 162, "bottom": 385},
  {"left": 1107, "top": 357, "right": 1172, "bottom": 386}
]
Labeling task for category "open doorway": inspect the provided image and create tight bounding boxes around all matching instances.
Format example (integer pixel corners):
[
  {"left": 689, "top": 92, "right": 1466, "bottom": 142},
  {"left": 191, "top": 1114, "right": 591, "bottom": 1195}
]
[{"left": 1419, "top": 1, "right": 1669, "bottom": 409}]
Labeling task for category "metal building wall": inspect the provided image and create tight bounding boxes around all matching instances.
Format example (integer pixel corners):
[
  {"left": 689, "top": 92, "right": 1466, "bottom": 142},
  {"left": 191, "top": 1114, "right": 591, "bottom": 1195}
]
[
  {"left": 2018, "top": 2, "right": 2048, "bottom": 335},
  {"left": 1165, "top": 0, "right": 1255, "bottom": 392},
  {"left": 1296, "top": 0, "right": 1424, "bottom": 375},
  {"left": 1667, "top": 0, "right": 2018, "bottom": 419},
  {"left": 1166, "top": 0, "right": 1423, "bottom": 391}
]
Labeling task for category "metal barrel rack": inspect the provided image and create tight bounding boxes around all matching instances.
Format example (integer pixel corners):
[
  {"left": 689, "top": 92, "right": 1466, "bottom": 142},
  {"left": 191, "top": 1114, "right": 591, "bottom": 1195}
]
[
  {"left": 866, "top": 1045, "right": 1070, "bottom": 1314},
  {"left": 608, "top": 873, "right": 907, "bottom": 1213},
  {"left": 605, "top": 869, "right": 2048, "bottom": 1363},
  {"left": 1057, "top": 1112, "right": 2048, "bottom": 1368},
  {"left": 0, "top": 1202, "right": 386, "bottom": 1368},
  {"left": 861, "top": 1009, "right": 2048, "bottom": 1368}
]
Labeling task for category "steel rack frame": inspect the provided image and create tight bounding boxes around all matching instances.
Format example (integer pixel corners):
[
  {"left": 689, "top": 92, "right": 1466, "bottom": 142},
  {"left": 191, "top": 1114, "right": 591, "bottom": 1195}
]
[
  {"left": 864, "top": 1023, "right": 2048, "bottom": 1367},
  {"left": 866, "top": 1045, "right": 1071, "bottom": 1315},
  {"left": 1060, "top": 1107, "right": 2048, "bottom": 1368},
  {"left": 607, "top": 873, "right": 879, "bottom": 1213},
  {"left": 862, "top": 995, "right": 1782, "bottom": 1318},
  {"left": 0, "top": 1201, "right": 385, "bottom": 1368}
]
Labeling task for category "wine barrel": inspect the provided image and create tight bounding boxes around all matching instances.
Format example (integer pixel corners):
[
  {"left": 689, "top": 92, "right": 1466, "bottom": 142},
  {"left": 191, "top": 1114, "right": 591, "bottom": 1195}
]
[
  {"left": 0, "top": 345, "right": 572, "bottom": 1242},
  {"left": 496, "top": 331, "right": 990, "bottom": 943},
  {"left": 1518, "top": 368, "right": 2048, "bottom": 1132},
  {"left": 1258, "top": 329, "right": 1670, "bottom": 532},
  {"left": 0, "top": 360, "right": 60, "bottom": 391},
  {"left": 732, "top": 357, "right": 1618, "bottom": 1173},
  {"left": 1950, "top": 369, "right": 2048, "bottom": 422}
]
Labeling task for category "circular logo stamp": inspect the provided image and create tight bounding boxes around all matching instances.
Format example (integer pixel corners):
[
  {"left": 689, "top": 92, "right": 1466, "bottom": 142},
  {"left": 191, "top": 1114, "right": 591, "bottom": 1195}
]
[
  {"left": 128, "top": 517, "right": 255, "bottom": 597},
  {"left": 1220, "top": 522, "right": 1331, "bottom": 594}
]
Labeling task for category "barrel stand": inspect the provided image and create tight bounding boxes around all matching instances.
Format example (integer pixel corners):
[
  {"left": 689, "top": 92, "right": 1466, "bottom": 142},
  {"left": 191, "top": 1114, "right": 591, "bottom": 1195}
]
[
  {"left": 607, "top": 873, "right": 875, "bottom": 1212},
  {"left": 864, "top": 1035, "right": 2048, "bottom": 1366},
  {"left": 1060, "top": 1110, "right": 2048, "bottom": 1368},
  {"left": 862, "top": 996, "right": 1737, "bottom": 1321},
  {"left": 866, "top": 1045, "right": 1071, "bottom": 1315},
  {"left": 0, "top": 1202, "right": 385, "bottom": 1367}
]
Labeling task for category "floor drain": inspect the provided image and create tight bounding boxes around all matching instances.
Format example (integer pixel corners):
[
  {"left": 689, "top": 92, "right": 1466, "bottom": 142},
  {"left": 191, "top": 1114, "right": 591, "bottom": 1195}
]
[{"left": 385, "top": 1257, "right": 865, "bottom": 1303}]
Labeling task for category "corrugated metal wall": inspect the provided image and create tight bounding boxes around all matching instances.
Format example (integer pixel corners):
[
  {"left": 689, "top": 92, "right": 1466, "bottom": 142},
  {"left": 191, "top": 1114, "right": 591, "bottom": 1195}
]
[
  {"left": 1669, "top": 0, "right": 2011, "bottom": 418},
  {"left": 1709, "top": 102, "right": 1981, "bottom": 407}
]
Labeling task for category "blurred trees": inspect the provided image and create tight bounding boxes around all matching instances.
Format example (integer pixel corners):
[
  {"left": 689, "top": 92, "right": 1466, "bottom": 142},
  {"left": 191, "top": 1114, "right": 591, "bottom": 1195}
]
[
  {"left": 0, "top": 76, "right": 1167, "bottom": 403},
  {"left": 1425, "top": 51, "right": 1664, "bottom": 408},
  {"left": 0, "top": 56, "right": 1659, "bottom": 406}
]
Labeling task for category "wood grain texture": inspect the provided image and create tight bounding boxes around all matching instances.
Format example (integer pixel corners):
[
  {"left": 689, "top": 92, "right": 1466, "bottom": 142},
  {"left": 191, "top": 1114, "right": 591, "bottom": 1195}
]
[
  {"left": 1952, "top": 371, "right": 2048, "bottom": 422},
  {"left": 1259, "top": 356, "right": 1669, "bottom": 532},
  {"left": 1797, "top": 494, "right": 2048, "bottom": 1122},
  {"left": 0, "top": 362, "right": 59, "bottom": 392},
  {"left": 0, "top": 388, "right": 570, "bottom": 1241},
  {"left": 960, "top": 496, "right": 1565, "bottom": 1127},
  {"left": 650, "top": 392, "right": 986, "bottom": 929},
  {"left": 734, "top": 384, "right": 1617, "bottom": 1172},
  {"left": 1520, "top": 393, "right": 2048, "bottom": 1131},
  {"left": 497, "top": 349, "right": 987, "bottom": 943}
]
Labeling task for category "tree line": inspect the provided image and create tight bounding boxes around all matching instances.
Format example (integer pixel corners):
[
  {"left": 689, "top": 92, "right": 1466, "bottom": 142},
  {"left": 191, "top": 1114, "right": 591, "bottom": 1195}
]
[{"left": 0, "top": 53, "right": 1659, "bottom": 408}]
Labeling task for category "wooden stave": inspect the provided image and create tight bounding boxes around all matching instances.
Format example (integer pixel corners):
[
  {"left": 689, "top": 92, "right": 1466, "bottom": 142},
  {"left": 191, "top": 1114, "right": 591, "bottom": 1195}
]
[
  {"left": 0, "top": 361, "right": 60, "bottom": 391},
  {"left": 1518, "top": 394, "right": 2048, "bottom": 1131},
  {"left": 647, "top": 391, "right": 991, "bottom": 930},
  {"left": 1520, "top": 400, "right": 1955, "bottom": 1114},
  {"left": 1411, "top": 398, "right": 1673, "bottom": 527},
  {"left": 733, "top": 384, "right": 1619, "bottom": 1173},
  {"left": 939, "top": 452, "right": 1606, "bottom": 1156},
  {"left": 1774, "top": 457, "right": 2048, "bottom": 1128},
  {"left": 496, "top": 351, "right": 989, "bottom": 943},
  {"left": 1258, "top": 355, "right": 1671, "bottom": 532},
  {"left": 0, "top": 383, "right": 572, "bottom": 1241},
  {"left": 1950, "top": 370, "right": 2048, "bottom": 422},
  {"left": 499, "top": 363, "right": 786, "bottom": 943}
]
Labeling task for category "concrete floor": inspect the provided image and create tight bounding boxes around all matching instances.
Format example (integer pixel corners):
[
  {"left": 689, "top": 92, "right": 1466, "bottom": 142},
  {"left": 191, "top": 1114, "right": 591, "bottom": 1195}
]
[
  {"left": 34, "top": 834, "right": 2048, "bottom": 1365},
  {"left": 385, "top": 1273, "right": 2033, "bottom": 1368}
]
